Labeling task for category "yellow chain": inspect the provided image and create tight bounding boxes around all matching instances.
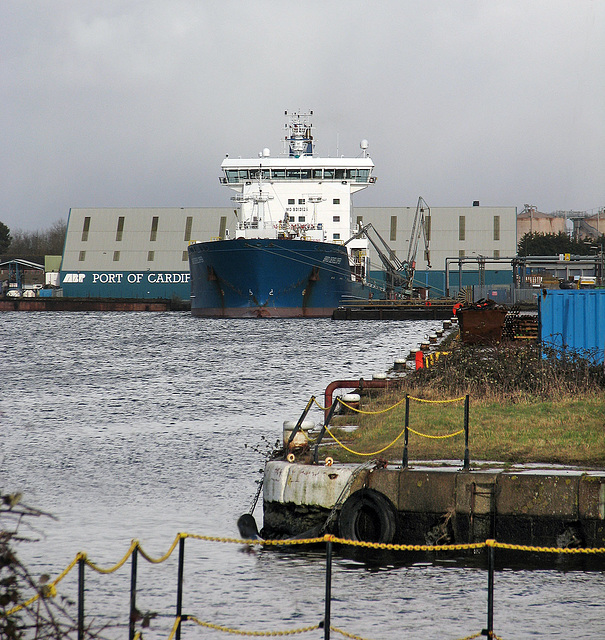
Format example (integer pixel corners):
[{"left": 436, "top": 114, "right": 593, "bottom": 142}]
[
  {"left": 187, "top": 615, "right": 320, "bottom": 636},
  {"left": 85, "top": 540, "right": 137, "bottom": 574},
  {"left": 330, "top": 626, "right": 374, "bottom": 640},
  {"left": 324, "top": 425, "right": 407, "bottom": 456},
  {"left": 138, "top": 533, "right": 182, "bottom": 563},
  {"left": 408, "top": 427, "right": 465, "bottom": 439},
  {"left": 338, "top": 397, "right": 407, "bottom": 415},
  {"left": 408, "top": 395, "right": 467, "bottom": 403},
  {"left": 313, "top": 397, "right": 332, "bottom": 411}
]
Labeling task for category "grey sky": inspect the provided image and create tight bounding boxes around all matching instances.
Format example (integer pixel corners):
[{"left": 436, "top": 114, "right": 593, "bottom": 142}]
[{"left": 2, "top": 0, "right": 603, "bottom": 230}]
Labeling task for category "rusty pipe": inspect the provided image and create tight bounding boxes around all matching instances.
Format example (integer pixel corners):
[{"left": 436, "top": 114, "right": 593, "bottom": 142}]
[{"left": 324, "top": 378, "right": 391, "bottom": 421}]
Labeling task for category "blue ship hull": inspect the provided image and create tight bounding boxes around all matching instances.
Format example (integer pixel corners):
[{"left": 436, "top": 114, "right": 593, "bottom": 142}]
[{"left": 189, "top": 238, "right": 365, "bottom": 317}]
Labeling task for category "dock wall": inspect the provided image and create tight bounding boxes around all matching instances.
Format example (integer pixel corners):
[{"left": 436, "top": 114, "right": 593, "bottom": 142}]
[{"left": 263, "top": 462, "right": 605, "bottom": 547}]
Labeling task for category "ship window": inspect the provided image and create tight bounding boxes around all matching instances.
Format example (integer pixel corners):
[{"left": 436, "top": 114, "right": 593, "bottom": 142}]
[
  {"left": 262, "top": 169, "right": 270, "bottom": 179},
  {"left": 249, "top": 169, "right": 259, "bottom": 180},
  {"left": 288, "top": 199, "right": 295, "bottom": 205},
  {"left": 324, "top": 169, "right": 334, "bottom": 179},
  {"left": 150, "top": 216, "right": 159, "bottom": 241},
  {"left": 225, "top": 170, "right": 239, "bottom": 183},
  {"left": 333, "top": 215, "right": 340, "bottom": 222},
  {"left": 182, "top": 250, "right": 188, "bottom": 261},
  {"left": 357, "top": 169, "right": 369, "bottom": 181},
  {"left": 147, "top": 250, "right": 155, "bottom": 261},
  {"left": 333, "top": 233, "right": 341, "bottom": 240},
  {"left": 334, "top": 169, "right": 345, "bottom": 179},
  {"left": 459, "top": 215, "right": 466, "bottom": 241},
  {"left": 298, "top": 198, "right": 305, "bottom": 205},
  {"left": 271, "top": 169, "right": 285, "bottom": 179},
  {"left": 298, "top": 216, "right": 306, "bottom": 222},
  {"left": 238, "top": 170, "right": 248, "bottom": 179},
  {"left": 346, "top": 170, "right": 356, "bottom": 179},
  {"left": 390, "top": 216, "right": 397, "bottom": 241},
  {"left": 78, "top": 250, "right": 86, "bottom": 261},
  {"left": 493, "top": 215, "right": 500, "bottom": 241},
  {"left": 184, "top": 216, "right": 193, "bottom": 242},
  {"left": 289, "top": 216, "right": 295, "bottom": 222},
  {"left": 286, "top": 169, "right": 301, "bottom": 179},
  {"left": 81, "top": 216, "right": 91, "bottom": 241},
  {"left": 113, "top": 251, "right": 120, "bottom": 261},
  {"left": 333, "top": 199, "right": 340, "bottom": 205},
  {"left": 300, "top": 169, "right": 311, "bottom": 179},
  {"left": 312, "top": 169, "right": 323, "bottom": 179},
  {"left": 116, "top": 216, "right": 125, "bottom": 241}
]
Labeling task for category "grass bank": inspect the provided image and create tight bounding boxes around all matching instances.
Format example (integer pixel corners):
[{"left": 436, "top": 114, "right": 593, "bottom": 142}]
[{"left": 324, "top": 341, "right": 605, "bottom": 468}]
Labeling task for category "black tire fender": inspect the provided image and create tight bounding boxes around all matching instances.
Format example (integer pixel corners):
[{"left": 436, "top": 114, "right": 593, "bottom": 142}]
[{"left": 338, "top": 488, "right": 398, "bottom": 544}]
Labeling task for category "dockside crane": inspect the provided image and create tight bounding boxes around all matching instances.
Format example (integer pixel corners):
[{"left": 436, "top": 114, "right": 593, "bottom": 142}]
[{"left": 345, "top": 196, "right": 431, "bottom": 298}]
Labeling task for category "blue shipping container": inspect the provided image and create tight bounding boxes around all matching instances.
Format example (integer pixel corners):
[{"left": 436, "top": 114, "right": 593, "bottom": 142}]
[{"left": 539, "top": 289, "right": 605, "bottom": 364}]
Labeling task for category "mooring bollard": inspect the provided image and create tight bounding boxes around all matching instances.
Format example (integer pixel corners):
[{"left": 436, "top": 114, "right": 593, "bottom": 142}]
[
  {"left": 78, "top": 555, "right": 85, "bottom": 640},
  {"left": 324, "top": 538, "right": 333, "bottom": 640},
  {"left": 129, "top": 545, "right": 138, "bottom": 640}
]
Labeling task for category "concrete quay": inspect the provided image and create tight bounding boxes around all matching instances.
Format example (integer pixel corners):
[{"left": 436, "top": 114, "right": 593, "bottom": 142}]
[{"left": 262, "top": 461, "right": 605, "bottom": 548}]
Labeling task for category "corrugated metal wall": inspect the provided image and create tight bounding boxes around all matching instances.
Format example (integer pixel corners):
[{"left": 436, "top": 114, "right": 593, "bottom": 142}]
[{"left": 539, "top": 290, "right": 605, "bottom": 364}]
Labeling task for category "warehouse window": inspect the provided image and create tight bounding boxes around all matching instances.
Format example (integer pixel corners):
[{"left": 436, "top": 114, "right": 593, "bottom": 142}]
[
  {"left": 113, "top": 251, "right": 120, "bottom": 262},
  {"left": 390, "top": 215, "right": 397, "bottom": 241},
  {"left": 147, "top": 250, "right": 155, "bottom": 261},
  {"left": 333, "top": 233, "right": 341, "bottom": 240},
  {"left": 116, "top": 216, "right": 125, "bottom": 241},
  {"left": 459, "top": 216, "right": 466, "bottom": 241},
  {"left": 288, "top": 199, "right": 295, "bottom": 205},
  {"left": 298, "top": 216, "right": 305, "bottom": 222},
  {"left": 459, "top": 250, "right": 465, "bottom": 258},
  {"left": 333, "top": 215, "right": 340, "bottom": 222},
  {"left": 494, "top": 249, "right": 500, "bottom": 259},
  {"left": 78, "top": 251, "right": 86, "bottom": 261},
  {"left": 493, "top": 215, "right": 500, "bottom": 241},
  {"left": 356, "top": 215, "right": 363, "bottom": 227},
  {"left": 184, "top": 216, "right": 193, "bottom": 242},
  {"left": 81, "top": 217, "right": 91, "bottom": 241},
  {"left": 150, "top": 216, "right": 159, "bottom": 241},
  {"left": 182, "top": 250, "right": 188, "bottom": 262},
  {"left": 298, "top": 198, "right": 305, "bottom": 205},
  {"left": 333, "top": 199, "right": 340, "bottom": 205}
]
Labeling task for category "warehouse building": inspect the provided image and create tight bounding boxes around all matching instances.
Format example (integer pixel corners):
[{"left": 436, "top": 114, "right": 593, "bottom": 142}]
[{"left": 60, "top": 204, "right": 517, "bottom": 300}]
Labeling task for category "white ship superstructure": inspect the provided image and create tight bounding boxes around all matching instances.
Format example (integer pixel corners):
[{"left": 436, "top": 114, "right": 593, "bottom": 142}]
[{"left": 218, "top": 111, "right": 376, "bottom": 282}]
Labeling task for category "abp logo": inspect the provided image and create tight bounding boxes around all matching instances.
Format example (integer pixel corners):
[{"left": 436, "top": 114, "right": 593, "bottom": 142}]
[{"left": 62, "top": 273, "right": 86, "bottom": 284}]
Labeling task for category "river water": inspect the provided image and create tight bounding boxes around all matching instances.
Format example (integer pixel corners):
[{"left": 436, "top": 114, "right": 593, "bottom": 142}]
[{"left": 1, "top": 312, "right": 603, "bottom": 639}]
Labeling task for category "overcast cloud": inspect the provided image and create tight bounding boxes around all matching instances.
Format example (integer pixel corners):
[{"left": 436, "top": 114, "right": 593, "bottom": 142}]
[{"left": 2, "top": 0, "right": 603, "bottom": 230}]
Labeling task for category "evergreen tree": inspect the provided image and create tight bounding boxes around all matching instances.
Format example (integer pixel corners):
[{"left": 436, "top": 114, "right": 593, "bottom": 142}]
[{"left": 0, "top": 221, "right": 11, "bottom": 254}]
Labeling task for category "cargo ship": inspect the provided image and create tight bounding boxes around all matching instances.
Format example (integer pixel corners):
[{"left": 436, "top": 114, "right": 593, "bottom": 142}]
[{"left": 188, "top": 111, "right": 376, "bottom": 317}]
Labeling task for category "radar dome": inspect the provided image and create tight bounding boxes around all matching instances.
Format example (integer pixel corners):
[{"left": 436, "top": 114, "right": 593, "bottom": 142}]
[
  {"left": 262, "top": 148, "right": 271, "bottom": 157},
  {"left": 360, "top": 139, "right": 369, "bottom": 149}
]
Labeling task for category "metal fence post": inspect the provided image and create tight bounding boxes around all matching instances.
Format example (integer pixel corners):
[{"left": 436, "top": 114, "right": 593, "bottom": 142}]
[
  {"left": 402, "top": 394, "right": 410, "bottom": 469},
  {"left": 77, "top": 555, "right": 85, "bottom": 640},
  {"left": 176, "top": 535, "right": 185, "bottom": 640},
  {"left": 314, "top": 399, "right": 341, "bottom": 464},
  {"left": 129, "top": 544, "right": 138, "bottom": 640},
  {"left": 463, "top": 394, "right": 470, "bottom": 470},
  {"left": 483, "top": 540, "right": 495, "bottom": 638},
  {"left": 324, "top": 538, "right": 333, "bottom": 640}
]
